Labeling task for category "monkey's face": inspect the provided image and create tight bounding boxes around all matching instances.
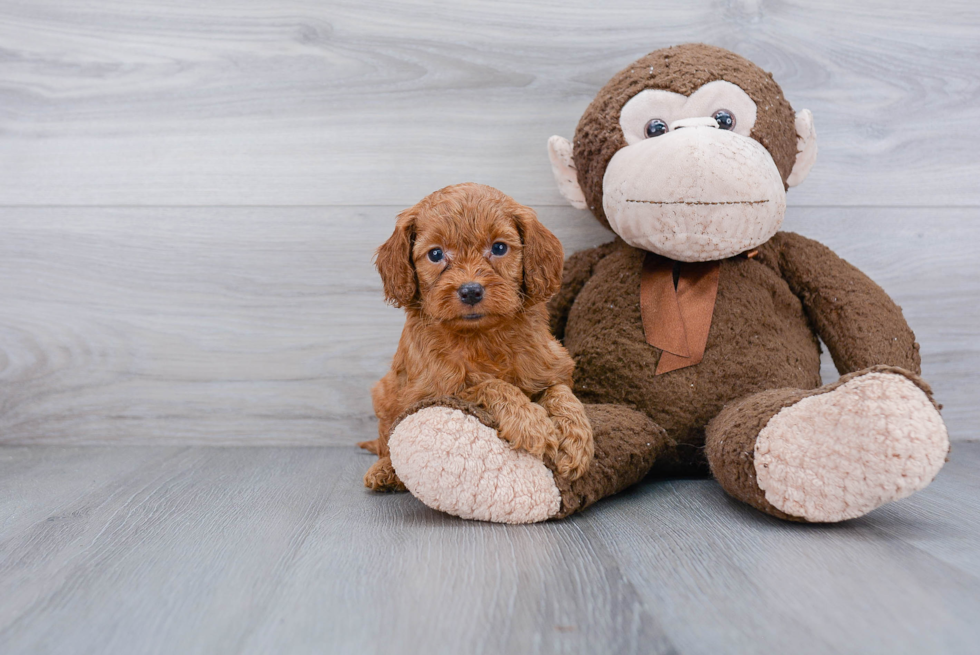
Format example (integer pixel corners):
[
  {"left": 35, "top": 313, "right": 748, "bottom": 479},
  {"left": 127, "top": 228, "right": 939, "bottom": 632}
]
[
  {"left": 602, "top": 81, "right": 787, "bottom": 261},
  {"left": 549, "top": 45, "right": 817, "bottom": 263}
]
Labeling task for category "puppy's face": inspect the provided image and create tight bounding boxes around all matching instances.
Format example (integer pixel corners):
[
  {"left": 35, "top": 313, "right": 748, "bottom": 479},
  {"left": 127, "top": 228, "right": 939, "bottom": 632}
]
[
  {"left": 376, "top": 184, "right": 564, "bottom": 330},
  {"left": 412, "top": 199, "right": 524, "bottom": 326}
]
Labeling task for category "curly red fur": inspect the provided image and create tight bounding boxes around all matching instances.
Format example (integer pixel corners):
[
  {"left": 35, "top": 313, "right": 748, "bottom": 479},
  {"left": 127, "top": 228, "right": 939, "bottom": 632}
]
[{"left": 362, "top": 183, "right": 594, "bottom": 491}]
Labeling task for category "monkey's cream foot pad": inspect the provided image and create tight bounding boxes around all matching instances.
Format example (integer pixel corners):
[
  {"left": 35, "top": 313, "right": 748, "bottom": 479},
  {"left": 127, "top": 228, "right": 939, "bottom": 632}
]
[
  {"left": 388, "top": 406, "right": 561, "bottom": 524},
  {"left": 755, "top": 372, "right": 949, "bottom": 522}
]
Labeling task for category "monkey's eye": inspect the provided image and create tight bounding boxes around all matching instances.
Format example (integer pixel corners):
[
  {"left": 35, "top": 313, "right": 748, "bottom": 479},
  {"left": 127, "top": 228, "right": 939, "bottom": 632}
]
[
  {"left": 644, "top": 118, "right": 669, "bottom": 138},
  {"left": 490, "top": 242, "right": 508, "bottom": 257},
  {"left": 427, "top": 248, "right": 444, "bottom": 263},
  {"left": 713, "top": 110, "right": 735, "bottom": 130}
]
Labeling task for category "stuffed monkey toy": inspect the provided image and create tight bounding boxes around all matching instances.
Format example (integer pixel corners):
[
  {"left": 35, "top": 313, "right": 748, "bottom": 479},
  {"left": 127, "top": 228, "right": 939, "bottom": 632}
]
[{"left": 382, "top": 43, "right": 949, "bottom": 524}]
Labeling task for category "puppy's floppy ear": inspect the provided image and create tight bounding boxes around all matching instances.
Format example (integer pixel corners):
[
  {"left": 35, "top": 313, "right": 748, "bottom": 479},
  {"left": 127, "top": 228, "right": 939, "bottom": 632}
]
[
  {"left": 512, "top": 203, "right": 564, "bottom": 305},
  {"left": 375, "top": 207, "right": 419, "bottom": 307}
]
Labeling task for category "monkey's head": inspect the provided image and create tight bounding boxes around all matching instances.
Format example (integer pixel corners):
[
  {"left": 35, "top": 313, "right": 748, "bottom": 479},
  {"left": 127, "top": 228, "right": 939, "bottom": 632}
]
[{"left": 548, "top": 43, "right": 817, "bottom": 262}]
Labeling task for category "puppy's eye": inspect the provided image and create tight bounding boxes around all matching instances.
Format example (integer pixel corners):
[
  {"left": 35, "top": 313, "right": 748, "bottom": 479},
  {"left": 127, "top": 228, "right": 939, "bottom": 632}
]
[
  {"left": 713, "top": 109, "right": 735, "bottom": 130},
  {"left": 644, "top": 119, "right": 668, "bottom": 138},
  {"left": 490, "top": 242, "right": 508, "bottom": 257},
  {"left": 427, "top": 248, "right": 444, "bottom": 263}
]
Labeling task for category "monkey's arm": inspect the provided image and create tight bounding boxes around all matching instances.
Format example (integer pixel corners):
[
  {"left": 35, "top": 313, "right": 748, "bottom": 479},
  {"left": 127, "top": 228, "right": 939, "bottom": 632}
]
[
  {"left": 769, "top": 231, "right": 921, "bottom": 375},
  {"left": 548, "top": 240, "right": 618, "bottom": 340}
]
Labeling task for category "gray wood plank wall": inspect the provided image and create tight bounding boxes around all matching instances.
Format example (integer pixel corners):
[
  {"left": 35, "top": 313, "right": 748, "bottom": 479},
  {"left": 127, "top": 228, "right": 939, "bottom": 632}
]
[{"left": 1, "top": 1, "right": 978, "bottom": 445}]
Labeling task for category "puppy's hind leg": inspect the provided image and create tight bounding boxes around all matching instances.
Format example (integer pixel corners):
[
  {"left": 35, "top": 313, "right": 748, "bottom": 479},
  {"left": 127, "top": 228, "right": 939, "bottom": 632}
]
[
  {"left": 364, "top": 370, "right": 400, "bottom": 456},
  {"left": 357, "top": 438, "right": 381, "bottom": 455},
  {"left": 364, "top": 455, "right": 406, "bottom": 492}
]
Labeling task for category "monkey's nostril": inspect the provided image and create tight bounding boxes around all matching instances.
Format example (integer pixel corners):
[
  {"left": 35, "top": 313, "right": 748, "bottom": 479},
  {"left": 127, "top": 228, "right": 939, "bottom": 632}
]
[{"left": 457, "top": 282, "right": 484, "bottom": 306}]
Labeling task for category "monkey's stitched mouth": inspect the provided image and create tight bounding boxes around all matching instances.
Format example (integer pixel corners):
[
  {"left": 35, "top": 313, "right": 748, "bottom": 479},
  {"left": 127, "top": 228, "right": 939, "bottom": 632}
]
[{"left": 626, "top": 199, "right": 769, "bottom": 206}]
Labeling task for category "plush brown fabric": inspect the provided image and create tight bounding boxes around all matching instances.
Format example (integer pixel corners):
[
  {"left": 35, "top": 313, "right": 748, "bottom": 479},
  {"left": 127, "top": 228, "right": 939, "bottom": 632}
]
[
  {"left": 554, "top": 228, "right": 928, "bottom": 474},
  {"left": 763, "top": 231, "right": 922, "bottom": 375},
  {"left": 548, "top": 240, "right": 619, "bottom": 341},
  {"left": 572, "top": 43, "right": 798, "bottom": 229},
  {"left": 559, "top": 237, "right": 822, "bottom": 470},
  {"left": 704, "top": 386, "right": 808, "bottom": 521},
  {"left": 539, "top": 44, "right": 942, "bottom": 522},
  {"left": 704, "top": 365, "right": 940, "bottom": 520},
  {"left": 550, "top": 404, "right": 673, "bottom": 518},
  {"left": 551, "top": 222, "right": 939, "bottom": 523}
]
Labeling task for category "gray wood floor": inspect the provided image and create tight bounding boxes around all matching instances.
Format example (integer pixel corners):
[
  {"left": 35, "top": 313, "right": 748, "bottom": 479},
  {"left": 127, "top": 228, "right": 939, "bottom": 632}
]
[{"left": 0, "top": 443, "right": 978, "bottom": 655}]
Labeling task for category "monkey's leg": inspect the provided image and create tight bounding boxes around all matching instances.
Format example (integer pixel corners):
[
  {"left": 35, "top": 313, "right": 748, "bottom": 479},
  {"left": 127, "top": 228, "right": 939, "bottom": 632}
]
[
  {"left": 386, "top": 399, "right": 672, "bottom": 523},
  {"left": 551, "top": 404, "right": 674, "bottom": 519},
  {"left": 705, "top": 366, "right": 949, "bottom": 522}
]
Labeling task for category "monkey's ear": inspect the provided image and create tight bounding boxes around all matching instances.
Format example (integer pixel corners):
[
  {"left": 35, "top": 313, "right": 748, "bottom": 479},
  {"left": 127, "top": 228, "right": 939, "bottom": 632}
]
[
  {"left": 787, "top": 109, "right": 818, "bottom": 187},
  {"left": 374, "top": 208, "right": 418, "bottom": 307},
  {"left": 547, "top": 136, "right": 588, "bottom": 209},
  {"left": 512, "top": 202, "right": 565, "bottom": 305}
]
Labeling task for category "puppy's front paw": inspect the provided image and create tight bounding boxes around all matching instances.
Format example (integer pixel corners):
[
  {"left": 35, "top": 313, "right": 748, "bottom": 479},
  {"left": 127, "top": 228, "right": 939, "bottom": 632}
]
[
  {"left": 364, "top": 456, "right": 407, "bottom": 492},
  {"left": 538, "top": 386, "right": 594, "bottom": 480},
  {"left": 553, "top": 414, "right": 594, "bottom": 481},
  {"left": 496, "top": 402, "right": 562, "bottom": 461}
]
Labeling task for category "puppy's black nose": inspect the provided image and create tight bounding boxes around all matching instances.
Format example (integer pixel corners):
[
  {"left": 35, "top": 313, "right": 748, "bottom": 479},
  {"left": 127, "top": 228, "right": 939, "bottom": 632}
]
[{"left": 457, "top": 282, "right": 484, "bottom": 306}]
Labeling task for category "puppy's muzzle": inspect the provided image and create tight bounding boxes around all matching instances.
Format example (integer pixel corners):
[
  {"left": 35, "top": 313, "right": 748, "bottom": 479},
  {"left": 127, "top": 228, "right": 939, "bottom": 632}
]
[{"left": 457, "top": 282, "right": 485, "bottom": 306}]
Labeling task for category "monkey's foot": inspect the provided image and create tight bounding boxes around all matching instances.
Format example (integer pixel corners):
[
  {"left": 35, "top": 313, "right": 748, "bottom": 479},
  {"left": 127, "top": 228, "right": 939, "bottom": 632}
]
[
  {"left": 388, "top": 403, "right": 562, "bottom": 524},
  {"left": 388, "top": 399, "right": 671, "bottom": 523},
  {"left": 754, "top": 369, "right": 949, "bottom": 522}
]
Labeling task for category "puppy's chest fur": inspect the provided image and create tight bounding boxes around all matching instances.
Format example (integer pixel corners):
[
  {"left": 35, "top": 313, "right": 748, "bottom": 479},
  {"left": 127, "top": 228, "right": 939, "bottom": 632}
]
[
  {"left": 458, "top": 339, "right": 529, "bottom": 382},
  {"left": 406, "top": 310, "right": 568, "bottom": 398},
  {"left": 452, "top": 331, "right": 558, "bottom": 393}
]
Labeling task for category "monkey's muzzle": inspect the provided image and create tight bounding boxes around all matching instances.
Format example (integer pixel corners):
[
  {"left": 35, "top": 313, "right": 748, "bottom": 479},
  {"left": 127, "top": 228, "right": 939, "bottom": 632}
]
[{"left": 603, "top": 126, "right": 787, "bottom": 262}]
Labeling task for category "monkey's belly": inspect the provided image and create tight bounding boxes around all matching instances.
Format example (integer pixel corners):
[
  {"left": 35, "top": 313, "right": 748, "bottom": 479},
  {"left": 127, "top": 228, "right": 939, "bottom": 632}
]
[{"left": 563, "top": 252, "right": 822, "bottom": 457}]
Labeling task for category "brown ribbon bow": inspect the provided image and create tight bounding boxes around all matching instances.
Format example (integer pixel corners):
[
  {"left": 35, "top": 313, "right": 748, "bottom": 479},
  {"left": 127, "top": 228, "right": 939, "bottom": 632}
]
[{"left": 640, "top": 252, "right": 721, "bottom": 375}]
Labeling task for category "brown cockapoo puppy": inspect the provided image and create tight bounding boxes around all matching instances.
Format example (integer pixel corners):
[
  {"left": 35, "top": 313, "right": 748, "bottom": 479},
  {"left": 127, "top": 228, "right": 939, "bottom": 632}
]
[{"left": 362, "top": 183, "right": 595, "bottom": 518}]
